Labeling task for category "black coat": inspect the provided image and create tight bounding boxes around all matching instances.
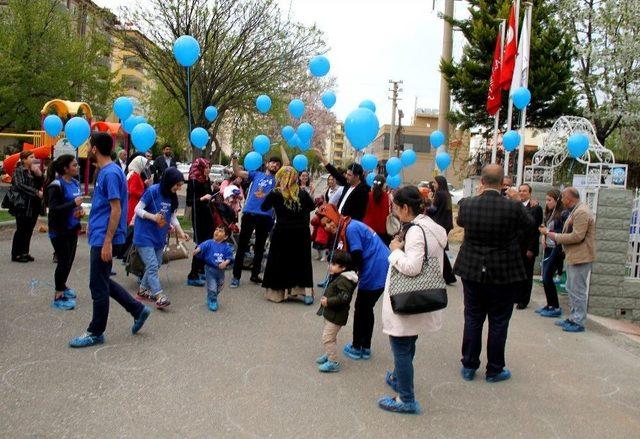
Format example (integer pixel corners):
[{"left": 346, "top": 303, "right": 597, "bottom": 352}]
[
  {"left": 454, "top": 190, "right": 536, "bottom": 284},
  {"left": 186, "top": 179, "right": 213, "bottom": 243},
  {"left": 428, "top": 190, "right": 453, "bottom": 233},
  {"left": 9, "top": 164, "right": 40, "bottom": 217},
  {"left": 316, "top": 271, "right": 358, "bottom": 326},
  {"left": 325, "top": 163, "right": 369, "bottom": 221},
  {"left": 152, "top": 155, "right": 177, "bottom": 183},
  {"left": 519, "top": 202, "right": 544, "bottom": 256}
]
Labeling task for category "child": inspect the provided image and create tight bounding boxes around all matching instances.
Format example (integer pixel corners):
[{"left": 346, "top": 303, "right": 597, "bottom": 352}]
[
  {"left": 315, "top": 250, "right": 358, "bottom": 373},
  {"left": 193, "top": 225, "right": 234, "bottom": 311}
]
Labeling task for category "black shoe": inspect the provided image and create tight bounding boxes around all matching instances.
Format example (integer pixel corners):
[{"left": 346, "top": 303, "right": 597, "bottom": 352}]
[
  {"left": 25, "top": 254, "right": 35, "bottom": 262},
  {"left": 11, "top": 255, "right": 29, "bottom": 263},
  {"left": 515, "top": 303, "right": 527, "bottom": 310},
  {"left": 250, "top": 275, "right": 263, "bottom": 284}
]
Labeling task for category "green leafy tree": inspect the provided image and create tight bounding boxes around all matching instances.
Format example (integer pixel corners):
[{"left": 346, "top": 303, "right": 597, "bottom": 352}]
[
  {"left": 441, "top": 0, "right": 577, "bottom": 135},
  {"left": 0, "top": 0, "right": 114, "bottom": 132}
]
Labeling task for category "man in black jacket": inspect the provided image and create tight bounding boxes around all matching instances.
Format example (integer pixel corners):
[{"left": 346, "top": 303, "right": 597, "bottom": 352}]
[
  {"left": 153, "top": 144, "right": 177, "bottom": 183},
  {"left": 314, "top": 148, "right": 369, "bottom": 221},
  {"left": 516, "top": 184, "right": 544, "bottom": 309},
  {"left": 454, "top": 164, "right": 535, "bottom": 383}
]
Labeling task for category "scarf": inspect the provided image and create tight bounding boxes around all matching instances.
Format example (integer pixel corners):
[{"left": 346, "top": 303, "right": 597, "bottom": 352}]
[
  {"left": 275, "top": 166, "right": 300, "bottom": 210},
  {"left": 189, "top": 158, "right": 210, "bottom": 183},
  {"left": 160, "top": 167, "right": 184, "bottom": 213},
  {"left": 317, "top": 203, "right": 352, "bottom": 252},
  {"left": 127, "top": 156, "right": 148, "bottom": 181}
]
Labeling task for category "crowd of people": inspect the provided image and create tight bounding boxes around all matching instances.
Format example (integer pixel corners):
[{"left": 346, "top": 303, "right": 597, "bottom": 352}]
[{"left": 4, "top": 133, "right": 596, "bottom": 415}]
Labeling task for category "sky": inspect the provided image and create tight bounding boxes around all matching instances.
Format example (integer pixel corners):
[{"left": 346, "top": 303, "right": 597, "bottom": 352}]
[{"left": 94, "top": 0, "right": 469, "bottom": 125}]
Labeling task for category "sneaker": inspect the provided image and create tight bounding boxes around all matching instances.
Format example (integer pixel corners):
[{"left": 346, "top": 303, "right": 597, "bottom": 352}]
[
  {"left": 315, "top": 354, "right": 328, "bottom": 365},
  {"left": 154, "top": 294, "right": 170, "bottom": 309},
  {"left": 486, "top": 369, "right": 512, "bottom": 383},
  {"left": 555, "top": 319, "right": 572, "bottom": 328},
  {"left": 535, "top": 306, "right": 549, "bottom": 314},
  {"left": 63, "top": 288, "right": 77, "bottom": 299},
  {"left": 250, "top": 275, "right": 263, "bottom": 284},
  {"left": 52, "top": 296, "right": 76, "bottom": 310},
  {"left": 136, "top": 289, "right": 154, "bottom": 302},
  {"left": 230, "top": 278, "right": 240, "bottom": 288},
  {"left": 362, "top": 348, "right": 372, "bottom": 360},
  {"left": 385, "top": 370, "right": 398, "bottom": 392},
  {"left": 199, "top": 273, "right": 206, "bottom": 281},
  {"left": 319, "top": 360, "right": 341, "bottom": 373},
  {"left": 461, "top": 367, "right": 476, "bottom": 381},
  {"left": 69, "top": 332, "right": 104, "bottom": 348},
  {"left": 132, "top": 306, "right": 151, "bottom": 334},
  {"left": 187, "top": 279, "right": 206, "bottom": 287},
  {"left": 303, "top": 295, "right": 314, "bottom": 305},
  {"left": 343, "top": 343, "right": 363, "bottom": 360},
  {"left": 540, "top": 307, "right": 562, "bottom": 318},
  {"left": 377, "top": 396, "right": 420, "bottom": 414},
  {"left": 208, "top": 299, "right": 218, "bottom": 312},
  {"left": 562, "top": 322, "right": 585, "bottom": 333}
]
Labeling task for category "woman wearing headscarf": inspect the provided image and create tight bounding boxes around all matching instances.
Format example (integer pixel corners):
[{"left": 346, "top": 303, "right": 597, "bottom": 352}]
[
  {"left": 133, "top": 168, "right": 188, "bottom": 308},
  {"left": 261, "top": 166, "right": 316, "bottom": 304},
  {"left": 126, "top": 155, "right": 150, "bottom": 226},
  {"left": 427, "top": 175, "right": 456, "bottom": 284},
  {"left": 186, "top": 158, "right": 214, "bottom": 286}
]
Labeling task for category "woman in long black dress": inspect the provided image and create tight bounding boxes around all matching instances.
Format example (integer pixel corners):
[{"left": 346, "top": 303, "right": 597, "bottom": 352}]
[
  {"left": 261, "top": 166, "right": 315, "bottom": 304},
  {"left": 427, "top": 175, "right": 456, "bottom": 284},
  {"left": 186, "top": 158, "right": 214, "bottom": 286}
]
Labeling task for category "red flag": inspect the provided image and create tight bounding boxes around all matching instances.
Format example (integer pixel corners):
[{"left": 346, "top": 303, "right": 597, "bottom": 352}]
[
  {"left": 486, "top": 29, "right": 503, "bottom": 116},
  {"left": 500, "top": 4, "right": 517, "bottom": 90}
]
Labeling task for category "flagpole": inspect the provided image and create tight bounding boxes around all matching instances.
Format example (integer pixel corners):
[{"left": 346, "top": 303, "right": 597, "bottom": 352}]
[
  {"left": 516, "top": 2, "right": 532, "bottom": 188},
  {"left": 504, "top": 0, "right": 521, "bottom": 175},
  {"left": 491, "top": 20, "right": 506, "bottom": 164}
]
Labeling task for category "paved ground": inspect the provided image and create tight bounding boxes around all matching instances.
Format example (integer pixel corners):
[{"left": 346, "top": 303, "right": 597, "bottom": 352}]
[{"left": 1, "top": 231, "right": 640, "bottom": 438}]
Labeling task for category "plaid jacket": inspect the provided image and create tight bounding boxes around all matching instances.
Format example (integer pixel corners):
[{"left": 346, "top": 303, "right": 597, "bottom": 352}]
[{"left": 454, "top": 190, "right": 536, "bottom": 284}]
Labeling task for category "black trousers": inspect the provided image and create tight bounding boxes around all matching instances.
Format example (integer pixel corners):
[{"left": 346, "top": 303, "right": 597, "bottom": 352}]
[
  {"left": 50, "top": 232, "right": 78, "bottom": 292},
  {"left": 352, "top": 287, "right": 384, "bottom": 350},
  {"left": 232, "top": 213, "right": 273, "bottom": 280},
  {"left": 516, "top": 254, "right": 536, "bottom": 308},
  {"left": 461, "top": 279, "right": 516, "bottom": 376},
  {"left": 12, "top": 212, "right": 38, "bottom": 259},
  {"left": 443, "top": 249, "right": 457, "bottom": 284}
]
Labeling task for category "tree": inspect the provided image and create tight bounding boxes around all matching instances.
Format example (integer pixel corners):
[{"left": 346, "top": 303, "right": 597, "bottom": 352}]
[
  {"left": 0, "top": 0, "right": 114, "bottom": 132},
  {"left": 441, "top": 0, "right": 577, "bottom": 135},
  {"left": 118, "top": 0, "right": 326, "bottom": 160}
]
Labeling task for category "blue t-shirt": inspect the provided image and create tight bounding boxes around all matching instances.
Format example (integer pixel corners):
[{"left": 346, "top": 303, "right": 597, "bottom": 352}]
[
  {"left": 344, "top": 220, "right": 390, "bottom": 290},
  {"left": 49, "top": 177, "right": 82, "bottom": 238},
  {"left": 88, "top": 162, "right": 128, "bottom": 247},
  {"left": 243, "top": 171, "right": 275, "bottom": 216},
  {"left": 197, "top": 239, "right": 235, "bottom": 268},
  {"left": 133, "top": 184, "right": 172, "bottom": 248}
]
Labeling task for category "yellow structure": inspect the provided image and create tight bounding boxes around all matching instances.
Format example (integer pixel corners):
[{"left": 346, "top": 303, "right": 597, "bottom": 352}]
[{"left": 325, "top": 123, "right": 355, "bottom": 169}]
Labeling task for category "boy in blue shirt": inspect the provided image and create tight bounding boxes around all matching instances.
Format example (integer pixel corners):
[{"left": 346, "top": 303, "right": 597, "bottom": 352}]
[
  {"left": 69, "top": 133, "right": 151, "bottom": 348},
  {"left": 194, "top": 225, "right": 235, "bottom": 311}
]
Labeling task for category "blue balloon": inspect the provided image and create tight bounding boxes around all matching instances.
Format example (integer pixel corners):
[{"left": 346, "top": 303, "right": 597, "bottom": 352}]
[
  {"left": 173, "top": 35, "right": 200, "bottom": 67},
  {"left": 289, "top": 99, "right": 305, "bottom": 119},
  {"left": 401, "top": 149, "right": 416, "bottom": 167},
  {"left": 309, "top": 55, "right": 330, "bottom": 77},
  {"left": 435, "top": 152, "right": 451, "bottom": 171},
  {"left": 205, "top": 106, "right": 218, "bottom": 122},
  {"left": 281, "top": 125, "right": 295, "bottom": 141},
  {"left": 386, "top": 157, "right": 403, "bottom": 176},
  {"left": 243, "top": 151, "right": 263, "bottom": 172},
  {"left": 122, "top": 115, "right": 146, "bottom": 134},
  {"left": 359, "top": 99, "right": 376, "bottom": 113},
  {"left": 567, "top": 132, "right": 590, "bottom": 158},
  {"left": 288, "top": 133, "right": 301, "bottom": 148},
  {"left": 190, "top": 127, "right": 209, "bottom": 149},
  {"left": 64, "top": 117, "right": 90, "bottom": 148},
  {"left": 113, "top": 97, "right": 134, "bottom": 121},
  {"left": 256, "top": 95, "right": 272, "bottom": 114},
  {"left": 131, "top": 123, "right": 156, "bottom": 152},
  {"left": 253, "top": 134, "right": 271, "bottom": 155},
  {"left": 299, "top": 137, "right": 311, "bottom": 152},
  {"left": 430, "top": 130, "right": 445, "bottom": 148},
  {"left": 322, "top": 91, "right": 336, "bottom": 109},
  {"left": 345, "top": 108, "right": 380, "bottom": 150},
  {"left": 43, "top": 115, "right": 63, "bottom": 137},
  {"left": 361, "top": 153, "right": 378, "bottom": 172},
  {"left": 503, "top": 130, "right": 521, "bottom": 152},
  {"left": 297, "top": 123, "right": 314, "bottom": 142},
  {"left": 292, "top": 154, "right": 308, "bottom": 172},
  {"left": 512, "top": 87, "right": 531, "bottom": 110},
  {"left": 365, "top": 172, "right": 376, "bottom": 186},
  {"left": 387, "top": 174, "right": 402, "bottom": 190}
]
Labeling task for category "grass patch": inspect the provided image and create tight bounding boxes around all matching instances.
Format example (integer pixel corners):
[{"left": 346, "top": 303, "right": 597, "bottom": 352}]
[{"left": 0, "top": 209, "right": 13, "bottom": 223}]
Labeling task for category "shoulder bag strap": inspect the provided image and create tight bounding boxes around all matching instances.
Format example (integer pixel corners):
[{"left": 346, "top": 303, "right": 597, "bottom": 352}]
[{"left": 408, "top": 222, "right": 429, "bottom": 262}]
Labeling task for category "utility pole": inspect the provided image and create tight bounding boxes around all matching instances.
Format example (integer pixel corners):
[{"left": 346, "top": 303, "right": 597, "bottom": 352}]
[
  {"left": 388, "top": 80, "right": 402, "bottom": 159},
  {"left": 437, "top": 0, "right": 455, "bottom": 175}
]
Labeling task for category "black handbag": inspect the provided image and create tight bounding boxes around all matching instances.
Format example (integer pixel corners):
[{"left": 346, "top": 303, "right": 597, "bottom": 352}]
[
  {"left": 124, "top": 245, "right": 146, "bottom": 278},
  {"left": 389, "top": 223, "right": 448, "bottom": 314}
]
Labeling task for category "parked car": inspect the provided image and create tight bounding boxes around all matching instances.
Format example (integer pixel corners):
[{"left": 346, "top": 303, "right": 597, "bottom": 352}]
[
  {"left": 210, "top": 164, "right": 225, "bottom": 181},
  {"left": 177, "top": 162, "right": 190, "bottom": 181},
  {"left": 419, "top": 181, "right": 463, "bottom": 205}
]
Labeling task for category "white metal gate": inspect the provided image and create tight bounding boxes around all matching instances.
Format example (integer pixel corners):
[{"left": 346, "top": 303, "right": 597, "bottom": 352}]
[{"left": 626, "top": 189, "right": 640, "bottom": 279}]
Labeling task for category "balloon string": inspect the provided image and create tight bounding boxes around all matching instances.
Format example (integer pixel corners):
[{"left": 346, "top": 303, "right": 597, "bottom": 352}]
[{"left": 187, "top": 67, "right": 193, "bottom": 151}]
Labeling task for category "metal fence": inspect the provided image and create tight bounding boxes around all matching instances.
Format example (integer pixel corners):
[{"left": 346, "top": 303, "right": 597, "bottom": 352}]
[{"left": 627, "top": 189, "right": 640, "bottom": 279}]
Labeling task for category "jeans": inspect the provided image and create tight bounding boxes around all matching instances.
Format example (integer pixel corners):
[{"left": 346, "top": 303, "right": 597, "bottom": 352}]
[
  {"left": 50, "top": 232, "right": 78, "bottom": 292},
  {"left": 389, "top": 335, "right": 418, "bottom": 403},
  {"left": 461, "top": 279, "right": 516, "bottom": 376},
  {"left": 232, "top": 213, "right": 273, "bottom": 280},
  {"left": 322, "top": 320, "right": 342, "bottom": 362},
  {"left": 87, "top": 246, "right": 144, "bottom": 336},
  {"left": 205, "top": 265, "right": 225, "bottom": 302},
  {"left": 138, "top": 246, "right": 164, "bottom": 296},
  {"left": 12, "top": 212, "right": 38, "bottom": 258},
  {"left": 565, "top": 263, "right": 591, "bottom": 326},
  {"left": 352, "top": 288, "right": 384, "bottom": 350},
  {"left": 541, "top": 247, "right": 562, "bottom": 309}
]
